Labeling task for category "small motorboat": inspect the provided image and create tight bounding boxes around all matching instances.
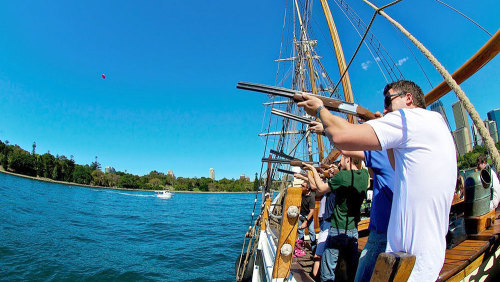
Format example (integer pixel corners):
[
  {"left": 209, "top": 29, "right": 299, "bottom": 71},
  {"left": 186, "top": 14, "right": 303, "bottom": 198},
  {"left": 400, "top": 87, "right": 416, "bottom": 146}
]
[{"left": 154, "top": 190, "right": 172, "bottom": 199}]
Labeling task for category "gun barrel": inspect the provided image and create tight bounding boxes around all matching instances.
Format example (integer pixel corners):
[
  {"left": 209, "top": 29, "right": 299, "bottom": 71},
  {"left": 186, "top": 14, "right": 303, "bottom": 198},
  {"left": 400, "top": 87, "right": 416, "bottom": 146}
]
[
  {"left": 236, "top": 82, "right": 295, "bottom": 99},
  {"left": 261, "top": 158, "right": 291, "bottom": 164},
  {"left": 271, "top": 109, "right": 314, "bottom": 125},
  {"left": 237, "top": 81, "right": 377, "bottom": 121},
  {"left": 270, "top": 149, "right": 295, "bottom": 160},
  {"left": 277, "top": 168, "right": 296, "bottom": 175}
]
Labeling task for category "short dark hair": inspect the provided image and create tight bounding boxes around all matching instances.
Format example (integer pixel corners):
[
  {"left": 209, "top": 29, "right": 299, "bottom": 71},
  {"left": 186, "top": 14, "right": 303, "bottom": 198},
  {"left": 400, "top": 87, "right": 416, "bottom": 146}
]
[
  {"left": 383, "top": 80, "right": 426, "bottom": 109},
  {"left": 477, "top": 154, "right": 487, "bottom": 165}
]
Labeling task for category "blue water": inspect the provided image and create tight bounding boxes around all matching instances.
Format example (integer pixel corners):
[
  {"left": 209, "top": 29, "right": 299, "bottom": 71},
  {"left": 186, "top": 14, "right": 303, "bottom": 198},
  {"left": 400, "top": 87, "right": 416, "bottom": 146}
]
[{"left": 0, "top": 173, "right": 260, "bottom": 281}]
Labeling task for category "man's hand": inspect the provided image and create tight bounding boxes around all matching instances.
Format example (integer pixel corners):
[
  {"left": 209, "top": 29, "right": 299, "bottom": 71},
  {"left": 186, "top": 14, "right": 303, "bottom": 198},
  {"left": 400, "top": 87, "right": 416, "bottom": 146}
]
[
  {"left": 374, "top": 111, "right": 383, "bottom": 118},
  {"left": 302, "top": 163, "right": 315, "bottom": 171},
  {"left": 299, "top": 220, "right": 307, "bottom": 230},
  {"left": 294, "top": 173, "right": 308, "bottom": 181},
  {"left": 328, "top": 164, "right": 339, "bottom": 177},
  {"left": 308, "top": 121, "right": 324, "bottom": 133},
  {"left": 297, "top": 94, "right": 324, "bottom": 116}
]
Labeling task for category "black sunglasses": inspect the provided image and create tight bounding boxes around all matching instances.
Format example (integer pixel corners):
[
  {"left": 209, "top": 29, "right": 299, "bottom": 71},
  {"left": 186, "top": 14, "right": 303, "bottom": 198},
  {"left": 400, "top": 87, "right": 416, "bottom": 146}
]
[{"left": 384, "top": 92, "right": 405, "bottom": 108}]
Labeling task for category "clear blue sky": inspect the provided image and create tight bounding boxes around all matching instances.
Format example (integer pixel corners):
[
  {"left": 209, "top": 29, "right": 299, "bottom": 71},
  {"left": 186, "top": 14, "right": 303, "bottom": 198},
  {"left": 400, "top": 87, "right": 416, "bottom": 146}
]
[{"left": 0, "top": 0, "right": 498, "bottom": 179}]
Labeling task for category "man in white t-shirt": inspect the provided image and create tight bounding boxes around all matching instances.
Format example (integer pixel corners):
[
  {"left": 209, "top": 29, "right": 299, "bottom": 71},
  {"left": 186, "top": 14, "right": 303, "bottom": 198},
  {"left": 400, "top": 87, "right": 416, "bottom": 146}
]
[{"left": 297, "top": 80, "right": 456, "bottom": 281}]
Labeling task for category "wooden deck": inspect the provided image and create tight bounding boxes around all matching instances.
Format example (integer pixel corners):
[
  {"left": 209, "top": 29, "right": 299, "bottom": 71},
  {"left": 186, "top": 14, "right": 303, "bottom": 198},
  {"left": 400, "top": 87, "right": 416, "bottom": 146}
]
[{"left": 290, "top": 209, "right": 500, "bottom": 281}]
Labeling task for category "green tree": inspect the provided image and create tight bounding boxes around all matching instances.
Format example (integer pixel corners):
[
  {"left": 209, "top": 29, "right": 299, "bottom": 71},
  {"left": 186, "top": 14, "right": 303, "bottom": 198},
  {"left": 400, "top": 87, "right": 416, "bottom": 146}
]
[
  {"left": 52, "top": 165, "right": 60, "bottom": 180},
  {"left": 118, "top": 174, "right": 140, "bottom": 189},
  {"left": 104, "top": 173, "right": 120, "bottom": 187},
  {"left": 73, "top": 165, "right": 93, "bottom": 185},
  {"left": 148, "top": 178, "right": 162, "bottom": 190},
  {"left": 8, "top": 146, "right": 36, "bottom": 176},
  {"left": 40, "top": 153, "right": 56, "bottom": 178},
  {"left": 91, "top": 170, "right": 104, "bottom": 186},
  {"left": 253, "top": 173, "right": 259, "bottom": 191}
]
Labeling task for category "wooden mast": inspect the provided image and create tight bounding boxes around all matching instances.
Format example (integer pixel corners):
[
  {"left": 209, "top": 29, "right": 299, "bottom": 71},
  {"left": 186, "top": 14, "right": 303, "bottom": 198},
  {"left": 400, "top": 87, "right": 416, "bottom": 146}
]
[
  {"left": 293, "top": 0, "right": 325, "bottom": 162},
  {"left": 319, "top": 0, "right": 355, "bottom": 120},
  {"left": 318, "top": 0, "right": 356, "bottom": 164}
]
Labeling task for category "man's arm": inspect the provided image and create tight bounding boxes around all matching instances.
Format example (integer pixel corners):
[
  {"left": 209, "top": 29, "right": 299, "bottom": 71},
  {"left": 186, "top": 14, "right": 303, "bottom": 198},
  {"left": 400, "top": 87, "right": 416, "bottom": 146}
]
[
  {"left": 298, "top": 94, "right": 382, "bottom": 151},
  {"left": 300, "top": 207, "right": 316, "bottom": 229},
  {"left": 304, "top": 163, "right": 330, "bottom": 194},
  {"left": 340, "top": 150, "right": 365, "bottom": 160}
]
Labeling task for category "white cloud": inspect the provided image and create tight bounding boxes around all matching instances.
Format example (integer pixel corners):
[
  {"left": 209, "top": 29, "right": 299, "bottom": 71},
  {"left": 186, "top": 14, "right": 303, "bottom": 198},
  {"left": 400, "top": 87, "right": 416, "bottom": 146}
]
[
  {"left": 397, "top": 56, "right": 409, "bottom": 66},
  {"left": 374, "top": 56, "right": 381, "bottom": 62},
  {"left": 361, "top": 60, "right": 372, "bottom": 71}
]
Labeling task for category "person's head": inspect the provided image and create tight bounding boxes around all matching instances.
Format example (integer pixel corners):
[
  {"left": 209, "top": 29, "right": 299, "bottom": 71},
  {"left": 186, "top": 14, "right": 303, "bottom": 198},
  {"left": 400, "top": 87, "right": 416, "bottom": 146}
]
[
  {"left": 301, "top": 181, "right": 310, "bottom": 194},
  {"left": 339, "top": 155, "right": 363, "bottom": 171},
  {"left": 383, "top": 80, "right": 425, "bottom": 114},
  {"left": 476, "top": 154, "right": 488, "bottom": 170}
]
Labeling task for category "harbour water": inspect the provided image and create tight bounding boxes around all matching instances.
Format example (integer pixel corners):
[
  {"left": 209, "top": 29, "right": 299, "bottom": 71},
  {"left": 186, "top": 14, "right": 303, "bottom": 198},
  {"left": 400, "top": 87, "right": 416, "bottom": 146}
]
[{"left": 0, "top": 172, "right": 258, "bottom": 281}]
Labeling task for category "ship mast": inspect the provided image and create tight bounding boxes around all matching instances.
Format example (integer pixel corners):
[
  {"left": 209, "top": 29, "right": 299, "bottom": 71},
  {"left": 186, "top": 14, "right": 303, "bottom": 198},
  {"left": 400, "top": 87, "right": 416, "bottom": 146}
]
[
  {"left": 293, "top": 0, "right": 326, "bottom": 162},
  {"left": 319, "top": 0, "right": 355, "bottom": 120}
]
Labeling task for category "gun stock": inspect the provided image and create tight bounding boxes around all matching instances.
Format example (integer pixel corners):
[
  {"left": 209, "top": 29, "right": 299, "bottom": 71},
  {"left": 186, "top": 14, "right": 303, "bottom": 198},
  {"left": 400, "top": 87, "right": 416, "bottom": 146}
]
[{"left": 237, "top": 81, "right": 377, "bottom": 121}]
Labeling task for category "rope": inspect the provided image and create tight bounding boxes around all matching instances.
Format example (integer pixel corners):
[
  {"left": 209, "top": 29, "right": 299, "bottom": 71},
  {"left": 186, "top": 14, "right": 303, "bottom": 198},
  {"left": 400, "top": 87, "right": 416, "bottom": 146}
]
[
  {"left": 362, "top": 0, "right": 500, "bottom": 177},
  {"left": 330, "top": 0, "right": 403, "bottom": 98},
  {"left": 434, "top": 0, "right": 492, "bottom": 37},
  {"left": 333, "top": 0, "right": 389, "bottom": 83}
]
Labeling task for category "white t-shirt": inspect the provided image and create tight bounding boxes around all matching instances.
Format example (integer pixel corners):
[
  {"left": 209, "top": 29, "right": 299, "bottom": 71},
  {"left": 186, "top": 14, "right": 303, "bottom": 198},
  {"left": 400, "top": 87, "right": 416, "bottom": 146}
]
[
  {"left": 489, "top": 168, "right": 500, "bottom": 210},
  {"left": 367, "top": 108, "right": 456, "bottom": 282}
]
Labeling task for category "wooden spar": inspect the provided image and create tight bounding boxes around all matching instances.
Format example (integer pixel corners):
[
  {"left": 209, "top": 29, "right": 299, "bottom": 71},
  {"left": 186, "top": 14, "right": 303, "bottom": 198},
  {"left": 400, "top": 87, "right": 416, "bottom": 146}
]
[
  {"left": 319, "top": 0, "right": 356, "bottom": 124},
  {"left": 363, "top": 0, "right": 500, "bottom": 176},
  {"left": 272, "top": 187, "right": 302, "bottom": 278},
  {"left": 425, "top": 29, "right": 500, "bottom": 105},
  {"left": 260, "top": 198, "right": 271, "bottom": 231},
  {"left": 322, "top": 149, "right": 341, "bottom": 165}
]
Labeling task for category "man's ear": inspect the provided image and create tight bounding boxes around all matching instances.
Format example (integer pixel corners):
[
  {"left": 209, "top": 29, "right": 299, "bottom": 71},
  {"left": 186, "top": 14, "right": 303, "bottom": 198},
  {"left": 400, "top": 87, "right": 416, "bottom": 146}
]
[{"left": 405, "top": 93, "right": 414, "bottom": 106}]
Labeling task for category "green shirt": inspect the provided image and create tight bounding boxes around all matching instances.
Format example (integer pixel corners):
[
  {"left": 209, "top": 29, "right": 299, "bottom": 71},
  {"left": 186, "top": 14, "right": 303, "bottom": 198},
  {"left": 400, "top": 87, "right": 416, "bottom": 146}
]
[{"left": 328, "top": 169, "right": 369, "bottom": 230}]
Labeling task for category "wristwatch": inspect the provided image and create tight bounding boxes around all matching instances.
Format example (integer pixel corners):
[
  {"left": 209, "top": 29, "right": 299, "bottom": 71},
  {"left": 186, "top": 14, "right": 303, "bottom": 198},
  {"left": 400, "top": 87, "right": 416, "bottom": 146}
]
[{"left": 316, "top": 105, "right": 325, "bottom": 118}]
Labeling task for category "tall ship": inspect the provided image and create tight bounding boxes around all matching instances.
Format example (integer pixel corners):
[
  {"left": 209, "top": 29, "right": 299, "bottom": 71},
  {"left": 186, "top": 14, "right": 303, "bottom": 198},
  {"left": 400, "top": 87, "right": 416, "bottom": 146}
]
[{"left": 235, "top": 1, "right": 500, "bottom": 281}]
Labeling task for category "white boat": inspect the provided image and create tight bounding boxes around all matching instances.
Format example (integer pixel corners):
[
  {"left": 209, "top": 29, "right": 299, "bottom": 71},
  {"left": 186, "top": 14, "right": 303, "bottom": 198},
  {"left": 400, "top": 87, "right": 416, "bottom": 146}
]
[{"left": 155, "top": 190, "right": 172, "bottom": 199}]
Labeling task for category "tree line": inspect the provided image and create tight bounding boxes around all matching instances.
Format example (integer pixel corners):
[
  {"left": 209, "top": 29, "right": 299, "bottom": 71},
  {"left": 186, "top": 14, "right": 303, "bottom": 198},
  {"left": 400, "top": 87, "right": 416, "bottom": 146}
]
[
  {"left": 0, "top": 140, "right": 259, "bottom": 192},
  {"left": 457, "top": 142, "right": 500, "bottom": 170}
]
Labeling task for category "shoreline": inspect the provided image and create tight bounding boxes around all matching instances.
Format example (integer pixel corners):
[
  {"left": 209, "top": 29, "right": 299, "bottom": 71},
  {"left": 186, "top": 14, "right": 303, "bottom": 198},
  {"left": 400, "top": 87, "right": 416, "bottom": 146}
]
[{"left": 0, "top": 169, "right": 256, "bottom": 193}]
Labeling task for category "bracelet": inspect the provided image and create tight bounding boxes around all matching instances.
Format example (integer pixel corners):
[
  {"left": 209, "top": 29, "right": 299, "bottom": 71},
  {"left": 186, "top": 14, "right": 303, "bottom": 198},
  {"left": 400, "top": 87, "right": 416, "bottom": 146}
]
[{"left": 316, "top": 105, "right": 325, "bottom": 118}]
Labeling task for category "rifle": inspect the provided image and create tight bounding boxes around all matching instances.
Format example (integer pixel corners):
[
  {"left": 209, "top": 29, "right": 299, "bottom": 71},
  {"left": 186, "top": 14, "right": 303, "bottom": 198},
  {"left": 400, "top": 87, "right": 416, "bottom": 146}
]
[
  {"left": 271, "top": 109, "right": 315, "bottom": 125},
  {"left": 237, "top": 81, "right": 377, "bottom": 121},
  {"left": 261, "top": 157, "right": 331, "bottom": 178}
]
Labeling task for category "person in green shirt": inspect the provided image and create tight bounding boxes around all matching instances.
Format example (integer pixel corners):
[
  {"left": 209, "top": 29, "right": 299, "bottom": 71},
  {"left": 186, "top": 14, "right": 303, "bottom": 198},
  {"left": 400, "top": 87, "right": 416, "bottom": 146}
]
[{"left": 314, "top": 154, "right": 369, "bottom": 282}]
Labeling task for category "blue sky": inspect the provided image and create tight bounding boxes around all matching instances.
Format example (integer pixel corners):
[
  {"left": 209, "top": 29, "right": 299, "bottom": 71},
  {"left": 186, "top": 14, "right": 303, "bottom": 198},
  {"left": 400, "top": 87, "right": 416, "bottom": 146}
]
[{"left": 0, "top": 0, "right": 498, "bottom": 179}]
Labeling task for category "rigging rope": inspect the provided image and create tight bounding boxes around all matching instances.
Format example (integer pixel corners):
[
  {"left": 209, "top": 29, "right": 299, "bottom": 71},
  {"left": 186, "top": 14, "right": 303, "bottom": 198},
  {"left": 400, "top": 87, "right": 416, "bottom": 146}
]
[
  {"left": 334, "top": 0, "right": 405, "bottom": 81},
  {"left": 362, "top": 0, "right": 500, "bottom": 181},
  {"left": 391, "top": 23, "right": 434, "bottom": 89},
  {"left": 434, "top": 0, "right": 492, "bottom": 37},
  {"left": 333, "top": 0, "right": 389, "bottom": 83},
  {"left": 330, "top": 0, "right": 403, "bottom": 97}
]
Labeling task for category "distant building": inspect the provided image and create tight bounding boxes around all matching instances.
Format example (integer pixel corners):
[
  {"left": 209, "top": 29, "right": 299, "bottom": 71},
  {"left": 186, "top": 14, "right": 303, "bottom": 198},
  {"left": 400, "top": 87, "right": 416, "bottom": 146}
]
[
  {"left": 453, "top": 127, "right": 473, "bottom": 156},
  {"left": 484, "top": 120, "right": 499, "bottom": 143},
  {"left": 471, "top": 124, "right": 484, "bottom": 147},
  {"left": 239, "top": 174, "right": 249, "bottom": 181},
  {"left": 167, "top": 170, "right": 175, "bottom": 178},
  {"left": 487, "top": 109, "right": 500, "bottom": 140},
  {"left": 452, "top": 101, "right": 470, "bottom": 129},
  {"left": 452, "top": 101, "right": 472, "bottom": 155},
  {"left": 105, "top": 166, "right": 116, "bottom": 173},
  {"left": 209, "top": 168, "right": 215, "bottom": 180},
  {"left": 429, "top": 100, "right": 451, "bottom": 130}
]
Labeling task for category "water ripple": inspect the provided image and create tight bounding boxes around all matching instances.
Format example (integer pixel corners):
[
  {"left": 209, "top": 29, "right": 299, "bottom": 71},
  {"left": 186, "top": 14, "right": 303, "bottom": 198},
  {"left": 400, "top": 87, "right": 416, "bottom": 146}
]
[{"left": 0, "top": 173, "right": 260, "bottom": 281}]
